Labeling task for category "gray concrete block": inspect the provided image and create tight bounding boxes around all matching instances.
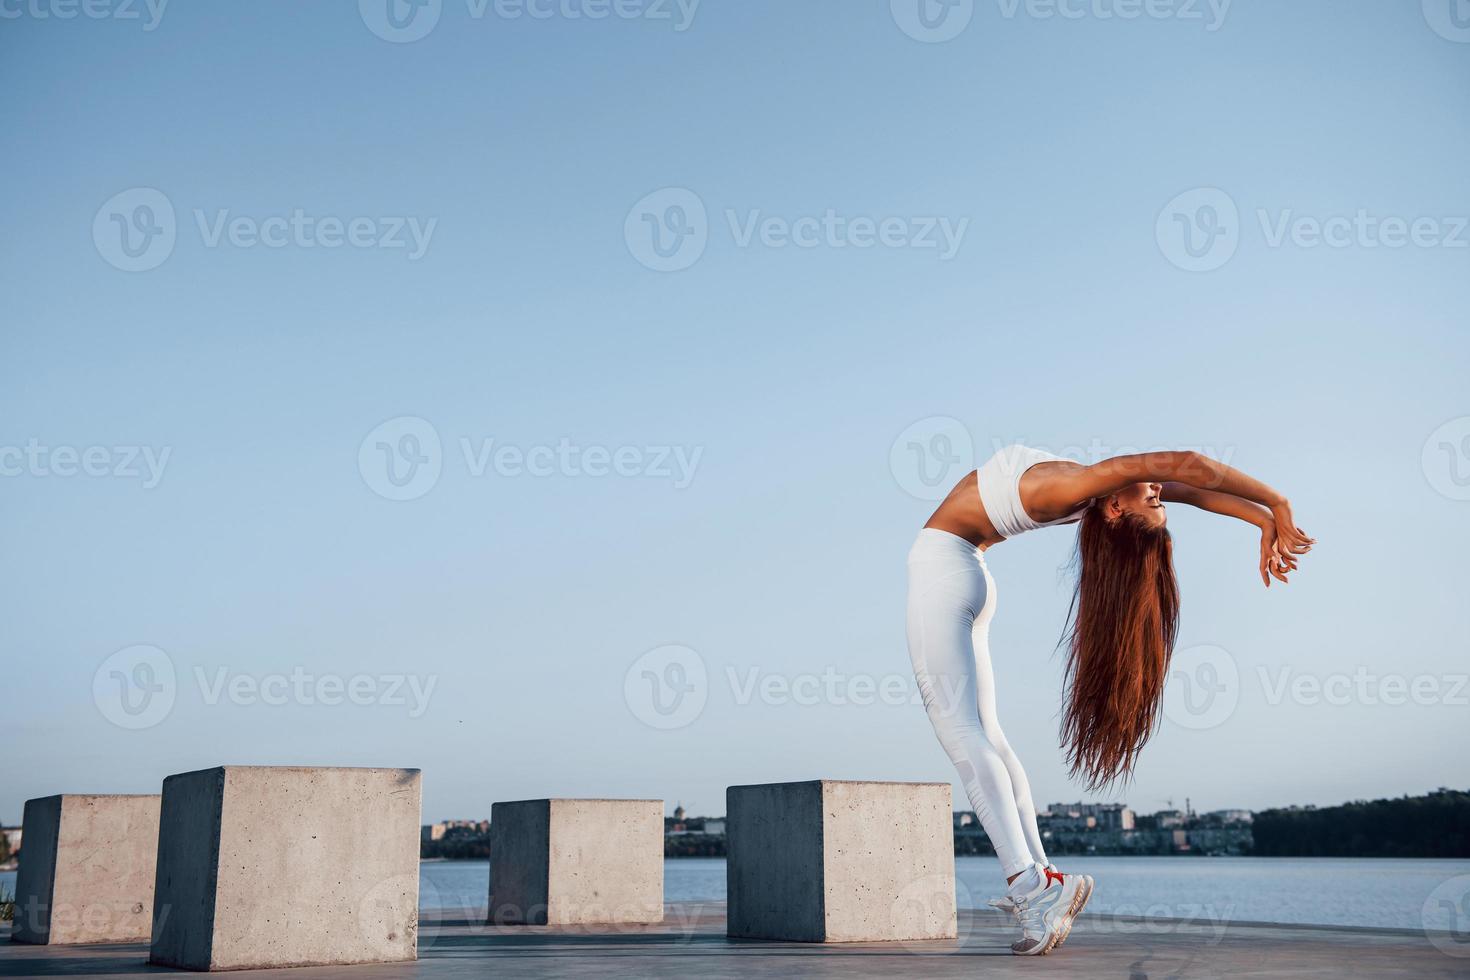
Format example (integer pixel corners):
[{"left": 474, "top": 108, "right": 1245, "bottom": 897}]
[
  {"left": 726, "top": 780, "right": 956, "bottom": 943},
  {"left": 10, "top": 794, "right": 161, "bottom": 945},
  {"left": 148, "top": 766, "right": 421, "bottom": 971},
  {"left": 489, "top": 799, "right": 663, "bottom": 925}
]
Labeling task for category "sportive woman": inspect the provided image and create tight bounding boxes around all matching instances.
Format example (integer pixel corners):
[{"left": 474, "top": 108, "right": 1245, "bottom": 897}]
[{"left": 905, "top": 445, "right": 1313, "bottom": 955}]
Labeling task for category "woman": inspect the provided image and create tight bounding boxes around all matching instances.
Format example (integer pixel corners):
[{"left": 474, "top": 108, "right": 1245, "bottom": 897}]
[{"left": 906, "top": 445, "right": 1312, "bottom": 955}]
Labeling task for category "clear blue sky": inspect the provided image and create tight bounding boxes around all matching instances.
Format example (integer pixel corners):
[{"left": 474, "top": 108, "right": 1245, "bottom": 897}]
[{"left": 3, "top": 1, "right": 1467, "bottom": 824}]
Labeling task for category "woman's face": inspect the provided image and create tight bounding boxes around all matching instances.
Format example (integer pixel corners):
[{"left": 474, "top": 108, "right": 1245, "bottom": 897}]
[{"left": 1109, "top": 481, "right": 1168, "bottom": 529}]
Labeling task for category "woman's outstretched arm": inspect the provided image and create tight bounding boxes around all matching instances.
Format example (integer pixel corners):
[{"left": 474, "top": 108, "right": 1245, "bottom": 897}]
[
  {"left": 1030, "top": 450, "right": 1315, "bottom": 585},
  {"left": 1162, "top": 483, "right": 1298, "bottom": 587},
  {"left": 1067, "top": 451, "right": 1313, "bottom": 552}
]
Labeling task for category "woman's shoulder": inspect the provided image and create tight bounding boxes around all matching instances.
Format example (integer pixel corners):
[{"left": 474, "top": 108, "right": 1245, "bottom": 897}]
[{"left": 982, "top": 443, "right": 1067, "bottom": 474}]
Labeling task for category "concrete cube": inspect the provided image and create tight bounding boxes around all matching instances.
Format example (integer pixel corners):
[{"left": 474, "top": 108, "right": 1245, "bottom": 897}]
[
  {"left": 726, "top": 780, "right": 956, "bottom": 943},
  {"left": 148, "top": 766, "right": 421, "bottom": 971},
  {"left": 488, "top": 799, "right": 663, "bottom": 925},
  {"left": 11, "top": 794, "right": 161, "bottom": 945}
]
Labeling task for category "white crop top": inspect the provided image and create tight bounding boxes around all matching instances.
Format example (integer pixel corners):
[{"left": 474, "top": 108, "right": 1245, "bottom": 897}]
[{"left": 976, "top": 444, "right": 1091, "bottom": 539}]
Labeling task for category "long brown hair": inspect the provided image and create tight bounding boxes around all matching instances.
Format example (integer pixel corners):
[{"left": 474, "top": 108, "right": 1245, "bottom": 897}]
[{"left": 1060, "top": 503, "right": 1181, "bottom": 789}]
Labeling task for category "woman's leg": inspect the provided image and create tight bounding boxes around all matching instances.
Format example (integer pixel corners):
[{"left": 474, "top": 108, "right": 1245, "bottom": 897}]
[
  {"left": 906, "top": 555, "right": 1036, "bottom": 880},
  {"left": 970, "top": 562, "right": 1051, "bottom": 869}
]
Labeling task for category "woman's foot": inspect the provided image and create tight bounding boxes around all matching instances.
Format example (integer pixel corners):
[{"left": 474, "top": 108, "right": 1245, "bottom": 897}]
[
  {"left": 1045, "top": 864, "right": 1093, "bottom": 949},
  {"left": 1005, "top": 864, "right": 1088, "bottom": 955},
  {"left": 988, "top": 865, "right": 1092, "bottom": 926}
]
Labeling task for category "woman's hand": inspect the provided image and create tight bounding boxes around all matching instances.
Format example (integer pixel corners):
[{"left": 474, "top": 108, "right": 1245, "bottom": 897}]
[
  {"left": 1270, "top": 500, "right": 1315, "bottom": 556},
  {"left": 1259, "top": 521, "right": 1300, "bottom": 587}
]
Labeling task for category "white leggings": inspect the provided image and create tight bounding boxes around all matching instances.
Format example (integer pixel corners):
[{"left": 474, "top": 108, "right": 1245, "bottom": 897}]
[{"left": 906, "top": 528, "right": 1049, "bottom": 879}]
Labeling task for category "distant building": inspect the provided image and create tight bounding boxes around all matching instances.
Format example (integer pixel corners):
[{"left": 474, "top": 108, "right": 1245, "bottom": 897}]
[
  {"left": 2, "top": 827, "right": 20, "bottom": 852},
  {"left": 1155, "top": 809, "right": 1186, "bottom": 829},
  {"left": 422, "top": 823, "right": 447, "bottom": 843},
  {"left": 703, "top": 820, "right": 725, "bottom": 836},
  {"left": 673, "top": 804, "right": 686, "bottom": 821},
  {"left": 1044, "top": 802, "right": 1134, "bottom": 831},
  {"left": 1208, "top": 809, "right": 1253, "bottom": 825}
]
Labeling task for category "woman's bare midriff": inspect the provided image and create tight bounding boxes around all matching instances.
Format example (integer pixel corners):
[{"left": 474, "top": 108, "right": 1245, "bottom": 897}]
[{"left": 923, "top": 471, "right": 1003, "bottom": 550}]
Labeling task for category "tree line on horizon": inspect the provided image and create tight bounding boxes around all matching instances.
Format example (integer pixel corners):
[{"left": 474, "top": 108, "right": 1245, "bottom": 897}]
[{"left": 1251, "top": 788, "right": 1469, "bottom": 857}]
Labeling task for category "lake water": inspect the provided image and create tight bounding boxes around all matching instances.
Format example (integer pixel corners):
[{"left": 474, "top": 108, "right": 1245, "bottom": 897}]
[
  {"left": 427, "top": 856, "right": 1468, "bottom": 932},
  {"left": 7, "top": 857, "right": 1466, "bottom": 932}
]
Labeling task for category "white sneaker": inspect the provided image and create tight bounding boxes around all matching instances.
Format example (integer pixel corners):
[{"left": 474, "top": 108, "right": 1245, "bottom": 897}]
[
  {"left": 986, "top": 894, "right": 1020, "bottom": 914},
  {"left": 1007, "top": 863, "right": 1087, "bottom": 956},
  {"left": 1046, "top": 865, "right": 1093, "bottom": 949},
  {"left": 989, "top": 867, "right": 1093, "bottom": 924}
]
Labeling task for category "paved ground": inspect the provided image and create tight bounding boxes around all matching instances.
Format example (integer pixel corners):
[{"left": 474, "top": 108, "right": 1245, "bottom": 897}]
[{"left": 4, "top": 904, "right": 1467, "bottom": 978}]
